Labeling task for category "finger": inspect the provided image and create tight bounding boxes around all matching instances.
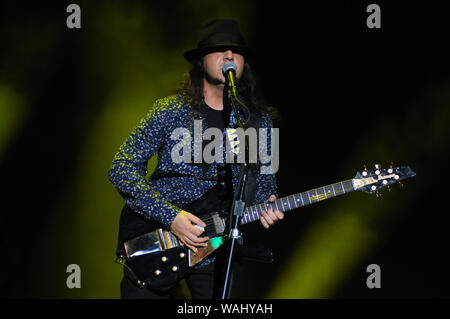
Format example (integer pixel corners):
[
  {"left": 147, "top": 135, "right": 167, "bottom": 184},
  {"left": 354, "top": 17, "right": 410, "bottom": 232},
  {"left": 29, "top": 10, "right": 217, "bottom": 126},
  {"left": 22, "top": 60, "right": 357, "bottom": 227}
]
[
  {"left": 274, "top": 209, "right": 284, "bottom": 220},
  {"left": 187, "top": 225, "right": 209, "bottom": 242},
  {"left": 261, "top": 211, "right": 274, "bottom": 225},
  {"left": 191, "top": 224, "right": 205, "bottom": 236},
  {"left": 184, "top": 236, "right": 209, "bottom": 252},
  {"left": 186, "top": 232, "right": 209, "bottom": 246},
  {"left": 187, "top": 213, "right": 206, "bottom": 228},
  {"left": 265, "top": 209, "right": 278, "bottom": 222},
  {"left": 260, "top": 215, "right": 269, "bottom": 229},
  {"left": 193, "top": 234, "right": 210, "bottom": 243},
  {"left": 182, "top": 236, "right": 197, "bottom": 248},
  {"left": 186, "top": 243, "right": 198, "bottom": 253}
]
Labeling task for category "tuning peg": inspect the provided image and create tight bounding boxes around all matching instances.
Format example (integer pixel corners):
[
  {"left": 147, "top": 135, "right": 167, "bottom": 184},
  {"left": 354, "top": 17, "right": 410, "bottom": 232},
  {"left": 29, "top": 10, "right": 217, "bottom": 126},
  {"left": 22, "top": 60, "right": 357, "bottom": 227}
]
[
  {"left": 375, "top": 191, "right": 382, "bottom": 198},
  {"left": 375, "top": 164, "right": 381, "bottom": 175},
  {"left": 362, "top": 164, "right": 368, "bottom": 176},
  {"left": 387, "top": 185, "right": 391, "bottom": 192},
  {"left": 387, "top": 162, "right": 394, "bottom": 174},
  {"left": 398, "top": 181, "right": 404, "bottom": 188}
]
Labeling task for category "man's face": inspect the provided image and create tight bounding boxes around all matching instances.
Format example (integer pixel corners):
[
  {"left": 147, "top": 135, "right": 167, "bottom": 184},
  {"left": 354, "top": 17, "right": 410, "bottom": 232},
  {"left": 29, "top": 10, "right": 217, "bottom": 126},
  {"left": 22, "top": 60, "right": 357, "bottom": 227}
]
[{"left": 202, "top": 50, "right": 245, "bottom": 85}]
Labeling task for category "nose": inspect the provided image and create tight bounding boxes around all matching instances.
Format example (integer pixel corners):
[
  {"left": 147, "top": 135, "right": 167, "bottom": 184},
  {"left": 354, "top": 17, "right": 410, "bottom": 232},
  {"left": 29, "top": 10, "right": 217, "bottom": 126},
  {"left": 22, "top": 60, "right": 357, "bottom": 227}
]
[{"left": 223, "top": 50, "right": 234, "bottom": 60}]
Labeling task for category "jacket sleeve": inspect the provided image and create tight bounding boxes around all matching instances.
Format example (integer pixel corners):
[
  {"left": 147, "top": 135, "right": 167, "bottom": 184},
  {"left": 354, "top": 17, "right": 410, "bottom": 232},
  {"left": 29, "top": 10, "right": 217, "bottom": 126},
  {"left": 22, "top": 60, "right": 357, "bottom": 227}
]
[
  {"left": 253, "top": 112, "right": 279, "bottom": 204},
  {"left": 108, "top": 99, "right": 180, "bottom": 229}
]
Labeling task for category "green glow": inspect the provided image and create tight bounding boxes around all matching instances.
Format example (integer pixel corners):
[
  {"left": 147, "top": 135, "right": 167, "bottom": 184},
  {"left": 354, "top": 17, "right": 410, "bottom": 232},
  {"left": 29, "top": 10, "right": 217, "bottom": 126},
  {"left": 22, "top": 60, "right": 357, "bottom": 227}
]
[
  {"left": 268, "top": 199, "right": 378, "bottom": 298},
  {"left": 33, "top": 1, "right": 254, "bottom": 298},
  {"left": 0, "top": 84, "right": 27, "bottom": 157},
  {"left": 210, "top": 236, "right": 224, "bottom": 249}
]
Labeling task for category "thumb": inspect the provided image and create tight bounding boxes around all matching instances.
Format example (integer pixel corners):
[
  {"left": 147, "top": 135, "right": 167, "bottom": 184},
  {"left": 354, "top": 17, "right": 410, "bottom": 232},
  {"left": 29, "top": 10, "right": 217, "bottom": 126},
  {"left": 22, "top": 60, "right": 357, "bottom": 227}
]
[{"left": 186, "top": 212, "right": 206, "bottom": 228}]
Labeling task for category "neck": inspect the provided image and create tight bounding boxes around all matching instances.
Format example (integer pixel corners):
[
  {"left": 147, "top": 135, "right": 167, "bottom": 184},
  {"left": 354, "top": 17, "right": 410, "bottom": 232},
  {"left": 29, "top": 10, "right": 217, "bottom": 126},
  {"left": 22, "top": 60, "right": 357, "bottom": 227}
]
[{"left": 203, "top": 77, "right": 224, "bottom": 110}]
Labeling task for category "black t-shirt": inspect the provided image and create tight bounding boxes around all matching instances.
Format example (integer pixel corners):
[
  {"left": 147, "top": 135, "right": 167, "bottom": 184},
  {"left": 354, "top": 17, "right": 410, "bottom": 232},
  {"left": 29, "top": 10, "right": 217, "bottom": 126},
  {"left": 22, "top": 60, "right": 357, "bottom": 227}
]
[
  {"left": 202, "top": 103, "right": 226, "bottom": 173},
  {"left": 195, "top": 104, "right": 231, "bottom": 213},
  {"left": 204, "top": 104, "right": 226, "bottom": 132}
]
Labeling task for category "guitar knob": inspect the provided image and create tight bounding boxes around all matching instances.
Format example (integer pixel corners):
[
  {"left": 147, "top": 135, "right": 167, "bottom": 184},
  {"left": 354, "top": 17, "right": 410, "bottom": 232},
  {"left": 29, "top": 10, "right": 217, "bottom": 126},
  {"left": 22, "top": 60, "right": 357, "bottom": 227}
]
[
  {"left": 179, "top": 253, "right": 185, "bottom": 258},
  {"left": 172, "top": 266, "right": 178, "bottom": 272},
  {"left": 161, "top": 256, "right": 168, "bottom": 262},
  {"left": 154, "top": 269, "right": 161, "bottom": 276}
]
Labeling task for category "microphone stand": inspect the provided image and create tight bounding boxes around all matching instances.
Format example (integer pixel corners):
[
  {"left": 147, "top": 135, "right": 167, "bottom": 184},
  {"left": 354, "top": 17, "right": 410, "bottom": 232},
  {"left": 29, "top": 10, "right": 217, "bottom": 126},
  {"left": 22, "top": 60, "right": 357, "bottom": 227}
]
[{"left": 220, "top": 81, "right": 250, "bottom": 299}]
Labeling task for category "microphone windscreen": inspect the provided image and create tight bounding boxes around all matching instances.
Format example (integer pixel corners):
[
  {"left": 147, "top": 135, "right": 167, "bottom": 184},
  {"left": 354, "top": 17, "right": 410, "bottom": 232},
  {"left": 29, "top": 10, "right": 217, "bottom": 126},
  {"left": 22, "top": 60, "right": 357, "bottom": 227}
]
[{"left": 222, "top": 61, "right": 237, "bottom": 74}]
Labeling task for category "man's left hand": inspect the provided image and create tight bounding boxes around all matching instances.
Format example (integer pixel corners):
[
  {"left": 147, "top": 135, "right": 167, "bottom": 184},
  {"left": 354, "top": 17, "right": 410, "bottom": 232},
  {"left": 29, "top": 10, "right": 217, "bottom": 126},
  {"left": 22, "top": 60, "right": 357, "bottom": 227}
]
[{"left": 260, "top": 194, "right": 284, "bottom": 229}]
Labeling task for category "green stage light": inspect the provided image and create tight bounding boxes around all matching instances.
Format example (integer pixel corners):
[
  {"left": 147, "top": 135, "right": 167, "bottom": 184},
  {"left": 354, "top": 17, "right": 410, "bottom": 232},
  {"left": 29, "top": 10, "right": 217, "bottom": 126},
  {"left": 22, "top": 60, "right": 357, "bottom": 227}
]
[{"left": 0, "top": 84, "right": 27, "bottom": 157}]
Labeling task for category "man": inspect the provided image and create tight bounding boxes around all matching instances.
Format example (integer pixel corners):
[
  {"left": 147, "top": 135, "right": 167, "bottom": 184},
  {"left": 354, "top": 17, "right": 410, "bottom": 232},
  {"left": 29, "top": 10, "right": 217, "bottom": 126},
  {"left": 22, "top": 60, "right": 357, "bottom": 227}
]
[{"left": 108, "top": 19, "right": 283, "bottom": 299}]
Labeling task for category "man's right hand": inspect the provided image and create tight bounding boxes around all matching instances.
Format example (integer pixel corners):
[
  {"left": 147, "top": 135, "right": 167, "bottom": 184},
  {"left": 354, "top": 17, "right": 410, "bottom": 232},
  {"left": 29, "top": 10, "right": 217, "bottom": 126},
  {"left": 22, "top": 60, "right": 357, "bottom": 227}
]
[{"left": 170, "top": 210, "right": 209, "bottom": 252}]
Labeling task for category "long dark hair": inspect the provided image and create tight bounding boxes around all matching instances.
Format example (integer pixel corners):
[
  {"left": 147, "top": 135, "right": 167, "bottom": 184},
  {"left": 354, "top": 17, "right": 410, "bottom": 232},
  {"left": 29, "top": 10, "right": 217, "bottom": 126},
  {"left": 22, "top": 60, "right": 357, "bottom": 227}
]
[{"left": 176, "top": 57, "right": 268, "bottom": 116}]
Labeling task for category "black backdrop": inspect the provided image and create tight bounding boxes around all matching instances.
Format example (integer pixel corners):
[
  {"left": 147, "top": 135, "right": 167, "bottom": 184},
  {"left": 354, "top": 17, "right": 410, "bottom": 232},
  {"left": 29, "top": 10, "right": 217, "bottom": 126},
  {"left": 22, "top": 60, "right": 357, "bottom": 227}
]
[{"left": 1, "top": 1, "right": 449, "bottom": 299}]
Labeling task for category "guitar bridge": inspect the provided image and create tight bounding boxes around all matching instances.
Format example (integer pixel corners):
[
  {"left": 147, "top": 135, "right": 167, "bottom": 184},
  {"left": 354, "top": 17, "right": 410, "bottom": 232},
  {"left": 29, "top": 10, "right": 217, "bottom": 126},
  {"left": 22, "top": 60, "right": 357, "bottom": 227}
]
[{"left": 211, "top": 213, "right": 226, "bottom": 236}]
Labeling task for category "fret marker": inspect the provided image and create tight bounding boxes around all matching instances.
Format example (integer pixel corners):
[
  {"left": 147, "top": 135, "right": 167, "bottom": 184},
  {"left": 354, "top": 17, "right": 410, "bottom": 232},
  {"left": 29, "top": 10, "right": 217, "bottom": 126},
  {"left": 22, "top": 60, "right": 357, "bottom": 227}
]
[{"left": 310, "top": 194, "right": 326, "bottom": 201}]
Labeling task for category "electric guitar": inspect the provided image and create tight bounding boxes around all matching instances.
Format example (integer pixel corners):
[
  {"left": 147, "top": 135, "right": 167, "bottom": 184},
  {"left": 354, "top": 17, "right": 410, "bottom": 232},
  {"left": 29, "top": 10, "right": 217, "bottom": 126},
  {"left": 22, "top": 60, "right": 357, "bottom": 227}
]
[{"left": 117, "top": 165, "right": 416, "bottom": 291}]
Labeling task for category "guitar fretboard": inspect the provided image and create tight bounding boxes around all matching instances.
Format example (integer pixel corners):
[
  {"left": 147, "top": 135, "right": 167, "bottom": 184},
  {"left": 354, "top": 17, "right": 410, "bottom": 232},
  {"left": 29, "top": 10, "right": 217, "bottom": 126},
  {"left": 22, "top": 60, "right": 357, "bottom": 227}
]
[{"left": 240, "top": 179, "right": 355, "bottom": 225}]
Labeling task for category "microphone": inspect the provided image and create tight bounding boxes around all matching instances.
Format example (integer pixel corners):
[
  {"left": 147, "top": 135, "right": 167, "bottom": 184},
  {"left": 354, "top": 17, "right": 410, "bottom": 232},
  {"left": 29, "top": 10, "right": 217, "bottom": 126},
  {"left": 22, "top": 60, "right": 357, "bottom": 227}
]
[
  {"left": 222, "top": 61, "right": 237, "bottom": 97},
  {"left": 222, "top": 61, "right": 250, "bottom": 126}
]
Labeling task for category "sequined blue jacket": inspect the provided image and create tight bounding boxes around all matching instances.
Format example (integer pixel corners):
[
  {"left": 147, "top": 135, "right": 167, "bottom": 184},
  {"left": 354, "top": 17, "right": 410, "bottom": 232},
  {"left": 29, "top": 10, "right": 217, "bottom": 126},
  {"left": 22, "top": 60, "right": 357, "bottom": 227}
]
[{"left": 108, "top": 94, "right": 278, "bottom": 231}]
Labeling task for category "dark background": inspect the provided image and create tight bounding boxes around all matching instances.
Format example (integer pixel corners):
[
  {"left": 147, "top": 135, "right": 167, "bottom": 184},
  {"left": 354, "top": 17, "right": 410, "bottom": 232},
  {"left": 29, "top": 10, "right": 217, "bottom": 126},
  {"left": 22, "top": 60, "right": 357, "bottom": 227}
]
[{"left": 1, "top": 1, "right": 449, "bottom": 298}]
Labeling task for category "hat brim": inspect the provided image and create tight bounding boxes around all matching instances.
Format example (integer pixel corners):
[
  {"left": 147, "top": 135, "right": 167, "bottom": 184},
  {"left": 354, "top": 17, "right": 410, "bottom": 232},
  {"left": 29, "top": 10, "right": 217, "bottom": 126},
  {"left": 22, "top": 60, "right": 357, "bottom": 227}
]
[{"left": 184, "top": 44, "right": 253, "bottom": 63}]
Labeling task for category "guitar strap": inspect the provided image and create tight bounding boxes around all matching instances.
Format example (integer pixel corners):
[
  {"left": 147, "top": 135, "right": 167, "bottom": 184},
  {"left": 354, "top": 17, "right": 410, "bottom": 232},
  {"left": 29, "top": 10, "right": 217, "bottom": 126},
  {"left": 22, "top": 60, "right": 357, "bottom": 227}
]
[
  {"left": 182, "top": 108, "right": 262, "bottom": 214},
  {"left": 239, "top": 108, "right": 262, "bottom": 207}
]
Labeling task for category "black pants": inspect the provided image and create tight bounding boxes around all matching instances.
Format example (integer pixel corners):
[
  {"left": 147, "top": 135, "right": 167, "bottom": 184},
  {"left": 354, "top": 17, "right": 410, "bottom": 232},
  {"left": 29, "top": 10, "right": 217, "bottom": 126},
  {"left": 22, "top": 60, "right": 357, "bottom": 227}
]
[{"left": 120, "top": 256, "right": 243, "bottom": 299}]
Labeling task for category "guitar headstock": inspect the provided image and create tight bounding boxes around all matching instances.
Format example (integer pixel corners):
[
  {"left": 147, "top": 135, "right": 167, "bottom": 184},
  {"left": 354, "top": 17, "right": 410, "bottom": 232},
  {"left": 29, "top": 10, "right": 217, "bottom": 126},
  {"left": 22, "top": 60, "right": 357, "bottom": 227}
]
[{"left": 353, "top": 164, "right": 416, "bottom": 194}]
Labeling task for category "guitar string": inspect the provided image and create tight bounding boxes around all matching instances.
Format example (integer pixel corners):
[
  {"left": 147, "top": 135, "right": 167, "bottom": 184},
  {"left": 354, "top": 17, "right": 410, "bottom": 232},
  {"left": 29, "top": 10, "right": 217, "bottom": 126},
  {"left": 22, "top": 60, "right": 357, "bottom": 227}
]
[
  {"left": 198, "top": 192, "right": 321, "bottom": 226},
  {"left": 197, "top": 202, "right": 277, "bottom": 226},
  {"left": 192, "top": 185, "right": 351, "bottom": 226},
  {"left": 188, "top": 178, "right": 396, "bottom": 230}
]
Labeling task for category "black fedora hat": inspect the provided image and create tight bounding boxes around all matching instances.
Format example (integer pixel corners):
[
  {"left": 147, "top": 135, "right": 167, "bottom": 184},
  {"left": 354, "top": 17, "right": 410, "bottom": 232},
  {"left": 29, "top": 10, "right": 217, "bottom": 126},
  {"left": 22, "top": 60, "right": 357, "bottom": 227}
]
[{"left": 184, "top": 19, "right": 252, "bottom": 63}]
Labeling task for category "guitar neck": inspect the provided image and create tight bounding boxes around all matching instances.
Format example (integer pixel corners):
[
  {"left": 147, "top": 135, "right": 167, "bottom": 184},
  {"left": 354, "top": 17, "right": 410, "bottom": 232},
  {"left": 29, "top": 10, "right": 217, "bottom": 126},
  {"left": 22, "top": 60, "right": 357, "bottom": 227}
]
[{"left": 240, "top": 179, "right": 355, "bottom": 225}]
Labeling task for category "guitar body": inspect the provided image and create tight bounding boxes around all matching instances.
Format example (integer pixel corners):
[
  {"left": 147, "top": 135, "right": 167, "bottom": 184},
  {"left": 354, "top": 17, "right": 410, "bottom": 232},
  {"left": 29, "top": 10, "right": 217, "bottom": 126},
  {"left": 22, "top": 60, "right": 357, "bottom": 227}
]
[
  {"left": 117, "top": 185, "right": 229, "bottom": 291},
  {"left": 125, "top": 245, "right": 190, "bottom": 291},
  {"left": 117, "top": 165, "right": 416, "bottom": 292}
]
